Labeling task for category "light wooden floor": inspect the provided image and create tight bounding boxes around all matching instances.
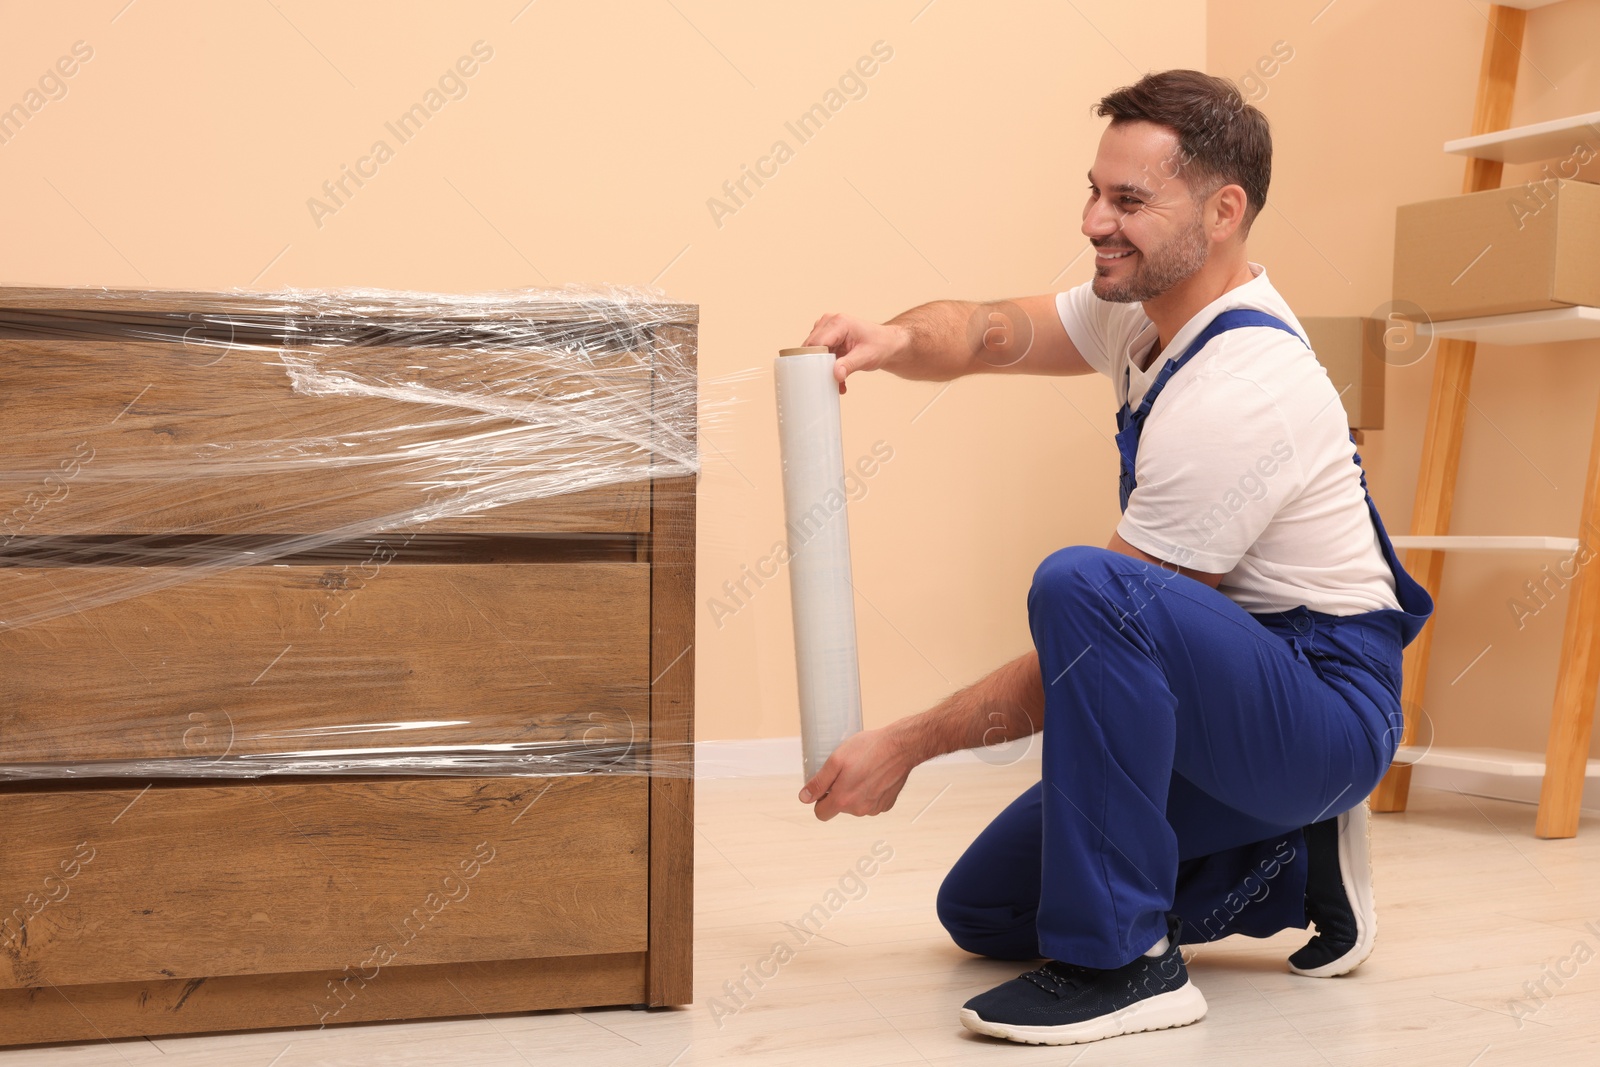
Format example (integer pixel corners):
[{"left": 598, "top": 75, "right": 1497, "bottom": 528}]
[{"left": 4, "top": 758, "right": 1597, "bottom": 1066}]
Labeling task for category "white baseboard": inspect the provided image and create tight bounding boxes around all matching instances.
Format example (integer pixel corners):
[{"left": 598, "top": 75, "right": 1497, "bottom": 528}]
[
  {"left": 694, "top": 737, "right": 1600, "bottom": 817},
  {"left": 693, "top": 735, "right": 1040, "bottom": 780},
  {"left": 1409, "top": 763, "right": 1600, "bottom": 815},
  {"left": 694, "top": 737, "right": 804, "bottom": 779}
]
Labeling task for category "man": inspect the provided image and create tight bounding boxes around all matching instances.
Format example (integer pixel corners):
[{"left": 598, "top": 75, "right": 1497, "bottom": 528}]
[{"left": 794, "top": 69, "right": 1434, "bottom": 1046}]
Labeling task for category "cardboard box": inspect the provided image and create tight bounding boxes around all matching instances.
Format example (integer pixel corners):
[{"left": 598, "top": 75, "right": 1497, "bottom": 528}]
[
  {"left": 1301, "top": 316, "right": 1385, "bottom": 430},
  {"left": 1392, "top": 178, "right": 1600, "bottom": 321}
]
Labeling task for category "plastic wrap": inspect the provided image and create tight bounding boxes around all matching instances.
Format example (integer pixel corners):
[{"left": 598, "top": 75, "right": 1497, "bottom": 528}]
[
  {"left": 0, "top": 285, "right": 701, "bottom": 781},
  {"left": 774, "top": 346, "right": 863, "bottom": 781}
]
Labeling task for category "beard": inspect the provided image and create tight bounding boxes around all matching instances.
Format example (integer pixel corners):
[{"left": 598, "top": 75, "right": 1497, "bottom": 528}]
[{"left": 1090, "top": 209, "right": 1210, "bottom": 303}]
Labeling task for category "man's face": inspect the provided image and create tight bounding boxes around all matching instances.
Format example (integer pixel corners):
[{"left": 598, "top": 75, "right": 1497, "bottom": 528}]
[{"left": 1082, "top": 120, "right": 1213, "bottom": 303}]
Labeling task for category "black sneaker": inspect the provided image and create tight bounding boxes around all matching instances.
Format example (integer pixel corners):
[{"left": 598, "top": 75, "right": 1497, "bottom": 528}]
[
  {"left": 1289, "top": 799, "right": 1376, "bottom": 977},
  {"left": 958, "top": 915, "right": 1206, "bottom": 1045}
]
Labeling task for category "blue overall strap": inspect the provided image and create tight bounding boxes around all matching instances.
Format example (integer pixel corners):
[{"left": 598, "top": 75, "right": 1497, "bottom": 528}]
[
  {"left": 1117, "top": 309, "right": 1305, "bottom": 512},
  {"left": 1349, "top": 432, "right": 1436, "bottom": 644}
]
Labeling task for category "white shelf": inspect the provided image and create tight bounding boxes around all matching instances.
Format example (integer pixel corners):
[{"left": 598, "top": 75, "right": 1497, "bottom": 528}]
[
  {"left": 1445, "top": 109, "right": 1600, "bottom": 164},
  {"left": 1393, "top": 744, "right": 1600, "bottom": 779},
  {"left": 1389, "top": 535, "right": 1580, "bottom": 552},
  {"left": 1420, "top": 306, "right": 1600, "bottom": 345}
]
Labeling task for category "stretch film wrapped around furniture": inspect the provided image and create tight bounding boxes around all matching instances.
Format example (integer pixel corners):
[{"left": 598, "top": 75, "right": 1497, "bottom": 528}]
[{"left": 0, "top": 285, "right": 700, "bottom": 781}]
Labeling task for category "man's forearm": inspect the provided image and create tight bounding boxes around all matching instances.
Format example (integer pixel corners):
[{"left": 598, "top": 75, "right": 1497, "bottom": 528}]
[
  {"left": 887, "top": 650, "right": 1047, "bottom": 766},
  {"left": 884, "top": 300, "right": 982, "bottom": 382}
]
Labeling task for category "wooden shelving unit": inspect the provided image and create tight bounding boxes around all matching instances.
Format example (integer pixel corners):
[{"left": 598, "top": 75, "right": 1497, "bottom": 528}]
[
  {"left": 1388, "top": 535, "right": 1581, "bottom": 552},
  {"left": 1423, "top": 306, "right": 1600, "bottom": 345},
  {"left": 1443, "top": 108, "right": 1600, "bottom": 163},
  {"left": 1371, "top": 2, "right": 1600, "bottom": 839}
]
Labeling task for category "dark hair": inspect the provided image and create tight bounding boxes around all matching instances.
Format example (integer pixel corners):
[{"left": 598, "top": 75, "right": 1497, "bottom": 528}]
[{"left": 1094, "top": 69, "right": 1271, "bottom": 235}]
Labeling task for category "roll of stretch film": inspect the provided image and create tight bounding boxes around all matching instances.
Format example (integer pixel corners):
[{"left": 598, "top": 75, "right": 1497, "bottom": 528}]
[{"left": 775, "top": 345, "right": 864, "bottom": 782}]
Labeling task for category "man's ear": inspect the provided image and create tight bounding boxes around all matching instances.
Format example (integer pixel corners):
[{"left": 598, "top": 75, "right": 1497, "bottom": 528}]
[{"left": 1206, "top": 183, "right": 1249, "bottom": 243}]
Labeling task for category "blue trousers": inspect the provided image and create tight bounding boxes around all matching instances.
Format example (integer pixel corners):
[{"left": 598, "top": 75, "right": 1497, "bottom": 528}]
[{"left": 935, "top": 546, "right": 1407, "bottom": 969}]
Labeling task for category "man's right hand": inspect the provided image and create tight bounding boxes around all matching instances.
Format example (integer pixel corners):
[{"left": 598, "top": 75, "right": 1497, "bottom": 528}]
[
  {"left": 801, "top": 313, "right": 911, "bottom": 395},
  {"left": 797, "top": 725, "right": 917, "bottom": 820}
]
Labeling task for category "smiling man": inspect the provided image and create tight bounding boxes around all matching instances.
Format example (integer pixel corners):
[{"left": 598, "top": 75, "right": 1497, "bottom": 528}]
[{"left": 795, "top": 69, "right": 1434, "bottom": 1046}]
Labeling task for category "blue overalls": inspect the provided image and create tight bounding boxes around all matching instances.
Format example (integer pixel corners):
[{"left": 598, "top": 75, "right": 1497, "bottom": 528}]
[{"left": 935, "top": 309, "right": 1435, "bottom": 968}]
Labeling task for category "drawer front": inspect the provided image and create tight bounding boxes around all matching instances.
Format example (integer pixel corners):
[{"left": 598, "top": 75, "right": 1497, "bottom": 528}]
[
  {"left": 0, "top": 562, "right": 650, "bottom": 766},
  {"left": 0, "top": 339, "right": 655, "bottom": 534},
  {"left": 0, "top": 775, "right": 648, "bottom": 989}
]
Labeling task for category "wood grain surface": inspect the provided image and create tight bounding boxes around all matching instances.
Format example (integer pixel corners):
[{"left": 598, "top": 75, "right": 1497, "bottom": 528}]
[
  {"left": 645, "top": 321, "right": 697, "bottom": 1007},
  {"left": 0, "top": 776, "right": 648, "bottom": 991},
  {"left": 0, "top": 339, "right": 658, "bottom": 535},
  {"left": 0, "top": 288, "right": 698, "bottom": 1046},
  {"left": 0, "top": 951, "right": 649, "bottom": 1046},
  {"left": 0, "top": 561, "right": 651, "bottom": 765}
]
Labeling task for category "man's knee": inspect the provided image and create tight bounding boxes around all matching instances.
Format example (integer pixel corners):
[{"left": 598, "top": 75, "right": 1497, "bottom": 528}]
[
  {"left": 1030, "top": 544, "right": 1176, "bottom": 627},
  {"left": 1029, "top": 545, "right": 1120, "bottom": 608},
  {"left": 933, "top": 875, "right": 965, "bottom": 939},
  {"left": 935, "top": 879, "right": 1040, "bottom": 961}
]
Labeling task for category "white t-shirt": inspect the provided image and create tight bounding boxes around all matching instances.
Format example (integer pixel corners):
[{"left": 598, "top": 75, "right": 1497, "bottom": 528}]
[{"left": 1055, "top": 262, "right": 1401, "bottom": 615}]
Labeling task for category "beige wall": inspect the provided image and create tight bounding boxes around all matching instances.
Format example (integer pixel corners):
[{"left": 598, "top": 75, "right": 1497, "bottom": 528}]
[
  {"left": 26, "top": 2, "right": 1575, "bottom": 760},
  {"left": 1209, "top": 0, "right": 1600, "bottom": 761},
  {"left": 0, "top": 0, "right": 1204, "bottom": 744}
]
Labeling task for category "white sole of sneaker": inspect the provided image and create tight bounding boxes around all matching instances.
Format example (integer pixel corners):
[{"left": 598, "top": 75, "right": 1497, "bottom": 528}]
[
  {"left": 1290, "top": 800, "right": 1377, "bottom": 978},
  {"left": 958, "top": 981, "right": 1207, "bottom": 1045}
]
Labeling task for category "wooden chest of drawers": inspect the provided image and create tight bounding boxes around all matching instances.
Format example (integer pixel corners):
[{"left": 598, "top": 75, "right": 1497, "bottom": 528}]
[{"left": 0, "top": 287, "right": 696, "bottom": 1044}]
